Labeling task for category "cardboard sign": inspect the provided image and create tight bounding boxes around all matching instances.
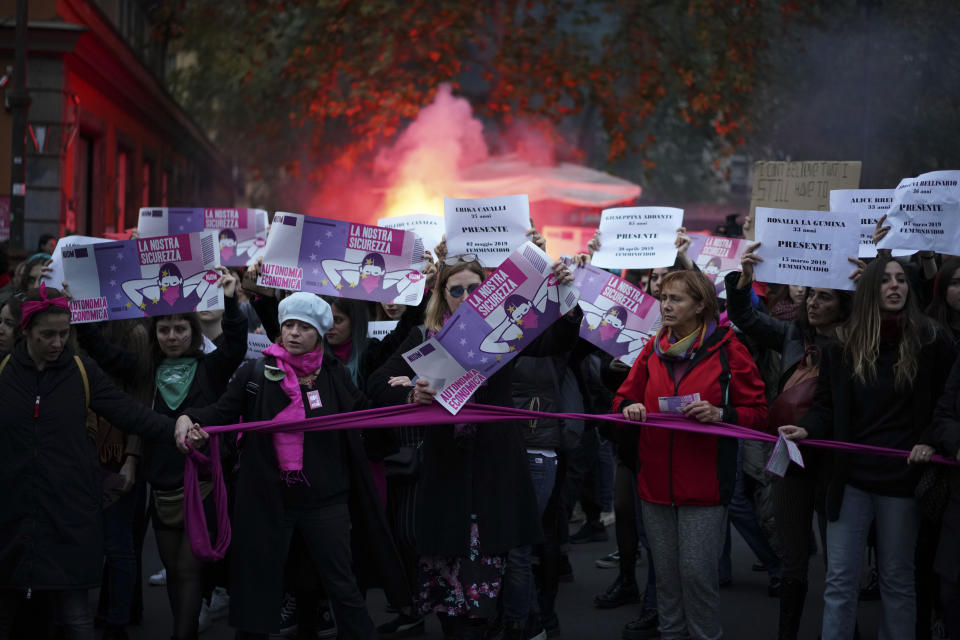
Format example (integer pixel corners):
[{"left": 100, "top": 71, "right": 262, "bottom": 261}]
[
  {"left": 590, "top": 207, "right": 684, "bottom": 269},
  {"left": 258, "top": 212, "right": 426, "bottom": 306},
  {"left": 137, "top": 207, "right": 269, "bottom": 267},
  {"left": 402, "top": 242, "right": 579, "bottom": 414},
  {"left": 747, "top": 161, "right": 862, "bottom": 240}
]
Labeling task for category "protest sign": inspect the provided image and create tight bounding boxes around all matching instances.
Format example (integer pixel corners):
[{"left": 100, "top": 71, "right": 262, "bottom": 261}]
[
  {"left": 258, "top": 212, "right": 426, "bottom": 306},
  {"left": 765, "top": 433, "right": 805, "bottom": 478},
  {"left": 828, "top": 189, "right": 912, "bottom": 258},
  {"left": 60, "top": 231, "right": 223, "bottom": 324},
  {"left": 747, "top": 161, "right": 862, "bottom": 240},
  {"left": 47, "top": 235, "right": 112, "bottom": 291},
  {"left": 402, "top": 242, "right": 580, "bottom": 414},
  {"left": 875, "top": 170, "right": 960, "bottom": 254},
  {"left": 686, "top": 234, "right": 752, "bottom": 299},
  {"left": 658, "top": 393, "right": 701, "bottom": 414},
  {"left": 377, "top": 214, "right": 445, "bottom": 258},
  {"left": 590, "top": 207, "right": 684, "bottom": 269},
  {"left": 245, "top": 332, "right": 274, "bottom": 360},
  {"left": 368, "top": 320, "right": 399, "bottom": 340},
  {"left": 753, "top": 207, "right": 859, "bottom": 291},
  {"left": 137, "top": 207, "right": 269, "bottom": 267},
  {"left": 444, "top": 195, "right": 530, "bottom": 267},
  {"left": 0, "top": 197, "right": 9, "bottom": 241},
  {"left": 574, "top": 264, "right": 660, "bottom": 366}
]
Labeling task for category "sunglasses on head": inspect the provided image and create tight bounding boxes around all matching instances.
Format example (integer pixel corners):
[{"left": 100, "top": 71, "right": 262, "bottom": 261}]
[
  {"left": 442, "top": 253, "right": 479, "bottom": 267},
  {"left": 446, "top": 283, "right": 481, "bottom": 299}
]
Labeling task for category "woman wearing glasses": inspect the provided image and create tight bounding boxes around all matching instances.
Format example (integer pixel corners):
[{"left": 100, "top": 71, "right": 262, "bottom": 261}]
[{"left": 369, "top": 252, "right": 578, "bottom": 639}]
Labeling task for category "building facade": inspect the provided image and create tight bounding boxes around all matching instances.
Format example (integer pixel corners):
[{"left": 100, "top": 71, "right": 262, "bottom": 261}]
[{"left": 0, "top": 0, "right": 234, "bottom": 253}]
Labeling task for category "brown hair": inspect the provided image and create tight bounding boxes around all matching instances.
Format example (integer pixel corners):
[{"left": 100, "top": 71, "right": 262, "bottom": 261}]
[
  {"left": 659, "top": 270, "right": 719, "bottom": 323},
  {"left": 424, "top": 260, "right": 486, "bottom": 332}
]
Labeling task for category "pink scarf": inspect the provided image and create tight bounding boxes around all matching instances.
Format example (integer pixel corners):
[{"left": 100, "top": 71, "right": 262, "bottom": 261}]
[{"left": 263, "top": 342, "right": 323, "bottom": 484}]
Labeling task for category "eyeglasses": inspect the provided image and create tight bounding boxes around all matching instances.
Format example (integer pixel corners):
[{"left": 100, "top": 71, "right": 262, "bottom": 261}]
[
  {"left": 442, "top": 253, "right": 479, "bottom": 267},
  {"left": 446, "top": 283, "right": 481, "bottom": 299}
]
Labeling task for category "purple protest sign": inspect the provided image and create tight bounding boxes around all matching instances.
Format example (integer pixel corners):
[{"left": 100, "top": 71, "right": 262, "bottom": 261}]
[
  {"left": 402, "top": 242, "right": 579, "bottom": 414},
  {"left": 60, "top": 231, "right": 223, "bottom": 323},
  {"left": 137, "top": 207, "right": 269, "bottom": 267},
  {"left": 258, "top": 212, "right": 426, "bottom": 306},
  {"left": 574, "top": 264, "right": 660, "bottom": 366},
  {"left": 686, "top": 234, "right": 751, "bottom": 299}
]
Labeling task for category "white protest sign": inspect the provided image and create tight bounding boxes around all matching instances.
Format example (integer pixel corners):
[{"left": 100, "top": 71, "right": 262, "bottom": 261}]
[
  {"left": 378, "top": 215, "right": 445, "bottom": 257},
  {"left": 444, "top": 195, "right": 530, "bottom": 267},
  {"left": 368, "top": 320, "right": 399, "bottom": 340},
  {"left": 590, "top": 207, "right": 684, "bottom": 269},
  {"left": 829, "top": 189, "right": 913, "bottom": 258},
  {"left": 47, "top": 235, "right": 112, "bottom": 290},
  {"left": 753, "top": 207, "right": 859, "bottom": 291},
  {"left": 245, "top": 332, "right": 274, "bottom": 360},
  {"left": 876, "top": 170, "right": 960, "bottom": 253},
  {"left": 765, "top": 433, "right": 805, "bottom": 478}
]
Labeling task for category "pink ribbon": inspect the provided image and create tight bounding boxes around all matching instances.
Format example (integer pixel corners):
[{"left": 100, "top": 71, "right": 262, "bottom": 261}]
[{"left": 184, "top": 403, "right": 959, "bottom": 561}]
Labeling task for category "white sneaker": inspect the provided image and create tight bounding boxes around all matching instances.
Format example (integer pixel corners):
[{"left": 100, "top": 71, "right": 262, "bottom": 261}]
[
  {"left": 198, "top": 600, "right": 212, "bottom": 633},
  {"left": 148, "top": 568, "right": 166, "bottom": 586},
  {"left": 600, "top": 511, "right": 616, "bottom": 527},
  {"left": 208, "top": 587, "right": 230, "bottom": 620}
]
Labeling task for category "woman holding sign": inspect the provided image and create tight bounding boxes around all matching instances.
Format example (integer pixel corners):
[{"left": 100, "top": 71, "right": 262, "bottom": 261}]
[
  {"left": 725, "top": 245, "right": 852, "bottom": 640},
  {"left": 780, "top": 257, "right": 957, "bottom": 640},
  {"left": 615, "top": 270, "right": 768, "bottom": 640},
  {"left": 368, "top": 255, "right": 579, "bottom": 639}
]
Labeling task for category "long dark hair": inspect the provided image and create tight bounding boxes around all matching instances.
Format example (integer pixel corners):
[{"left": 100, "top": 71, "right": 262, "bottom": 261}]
[
  {"left": 150, "top": 313, "right": 205, "bottom": 366},
  {"left": 322, "top": 296, "right": 370, "bottom": 385},
  {"left": 926, "top": 257, "right": 960, "bottom": 334},
  {"left": 839, "top": 257, "right": 937, "bottom": 391},
  {"left": 795, "top": 288, "right": 853, "bottom": 343}
]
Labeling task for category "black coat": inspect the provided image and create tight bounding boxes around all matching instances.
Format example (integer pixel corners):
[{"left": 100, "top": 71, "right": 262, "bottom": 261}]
[
  {"left": 186, "top": 354, "right": 408, "bottom": 633},
  {"left": 932, "top": 355, "right": 960, "bottom": 581},
  {"left": 367, "top": 314, "right": 580, "bottom": 556},
  {"left": 0, "top": 341, "right": 174, "bottom": 590},
  {"left": 798, "top": 332, "right": 957, "bottom": 520}
]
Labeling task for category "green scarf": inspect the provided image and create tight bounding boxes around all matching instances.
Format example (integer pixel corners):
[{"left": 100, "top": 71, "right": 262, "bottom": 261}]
[{"left": 155, "top": 357, "right": 199, "bottom": 410}]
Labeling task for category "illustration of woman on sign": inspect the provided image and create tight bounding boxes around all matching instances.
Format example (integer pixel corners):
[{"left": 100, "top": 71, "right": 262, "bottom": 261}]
[
  {"left": 321, "top": 252, "right": 421, "bottom": 299},
  {"left": 121, "top": 262, "right": 220, "bottom": 315},
  {"left": 218, "top": 229, "right": 264, "bottom": 265},
  {"left": 578, "top": 300, "right": 655, "bottom": 363},
  {"left": 699, "top": 255, "right": 732, "bottom": 295},
  {"left": 479, "top": 276, "right": 559, "bottom": 354}
]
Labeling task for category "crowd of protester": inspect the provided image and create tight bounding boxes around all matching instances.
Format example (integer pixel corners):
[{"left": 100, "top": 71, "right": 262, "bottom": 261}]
[{"left": 0, "top": 218, "right": 959, "bottom": 640}]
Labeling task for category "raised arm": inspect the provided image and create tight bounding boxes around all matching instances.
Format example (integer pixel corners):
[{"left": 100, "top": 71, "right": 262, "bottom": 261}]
[{"left": 723, "top": 270, "right": 794, "bottom": 353}]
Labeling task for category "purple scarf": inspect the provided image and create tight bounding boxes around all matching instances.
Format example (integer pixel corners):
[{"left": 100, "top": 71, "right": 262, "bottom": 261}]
[{"left": 263, "top": 342, "right": 323, "bottom": 484}]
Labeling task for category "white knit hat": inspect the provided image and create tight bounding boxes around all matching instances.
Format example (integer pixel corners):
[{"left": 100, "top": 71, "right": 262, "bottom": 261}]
[{"left": 278, "top": 292, "right": 333, "bottom": 334}]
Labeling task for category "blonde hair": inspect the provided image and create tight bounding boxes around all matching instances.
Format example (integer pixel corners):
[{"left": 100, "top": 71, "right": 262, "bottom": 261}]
[{"left": 424, "top": 260, "right": 486, "bottom": 332}]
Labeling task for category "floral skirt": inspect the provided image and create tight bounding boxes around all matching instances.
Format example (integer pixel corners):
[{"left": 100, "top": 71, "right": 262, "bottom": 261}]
[{"left": 416, "top": 519, "right": 505, "bottom": 619}]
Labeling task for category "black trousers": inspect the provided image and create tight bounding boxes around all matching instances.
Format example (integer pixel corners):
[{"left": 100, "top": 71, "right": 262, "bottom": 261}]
[
  {"left": 262, "top": 502, "right": 374, "bottom": 640},
  {"left": 0, "top": 589, "right": 93, "bottom": 640}
]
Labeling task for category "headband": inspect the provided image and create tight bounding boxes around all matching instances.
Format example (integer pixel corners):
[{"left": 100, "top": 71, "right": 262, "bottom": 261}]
[{"left": 20, "top": 282, "right": 71, "bottom": 330}]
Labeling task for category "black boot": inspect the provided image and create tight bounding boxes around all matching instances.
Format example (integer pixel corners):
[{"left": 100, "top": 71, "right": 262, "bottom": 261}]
[{"left": 777, "top": 578, "right": 807, "bottom": 640}]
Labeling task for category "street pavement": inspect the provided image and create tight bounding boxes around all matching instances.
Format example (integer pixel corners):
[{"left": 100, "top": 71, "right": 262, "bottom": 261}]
[{"left": 124, "top": 520, "right": 885, "bottom": 640}]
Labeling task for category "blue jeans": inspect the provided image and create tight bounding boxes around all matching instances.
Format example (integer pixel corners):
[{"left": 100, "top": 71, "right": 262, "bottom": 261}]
[
  {"left": 503, "top": 453, "right": 558, "bottom": 626},
  {"left": 103, "top": 484, "right": 138, "bottom": 626},
  {"left": 821, "top": 485, "right": 920, "bottom": 640},
  {"left": 720, "top": 450, "right": 782, "bottom": 582}
]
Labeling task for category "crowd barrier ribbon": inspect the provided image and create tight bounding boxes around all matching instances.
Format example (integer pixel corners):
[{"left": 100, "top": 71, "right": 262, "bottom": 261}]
[{"left": 183, "top": 403, "right": 960, "bottom": 561}]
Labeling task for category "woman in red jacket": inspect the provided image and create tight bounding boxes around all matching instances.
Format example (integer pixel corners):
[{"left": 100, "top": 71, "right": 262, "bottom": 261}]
[{"left": 616, "top": 270, "right": 767, "bottom": 640}]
